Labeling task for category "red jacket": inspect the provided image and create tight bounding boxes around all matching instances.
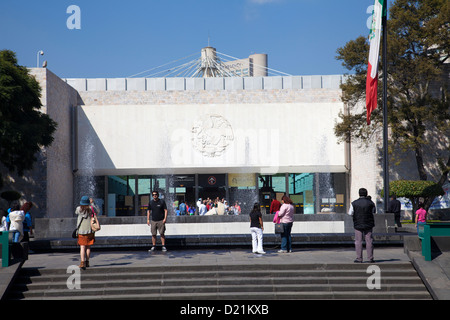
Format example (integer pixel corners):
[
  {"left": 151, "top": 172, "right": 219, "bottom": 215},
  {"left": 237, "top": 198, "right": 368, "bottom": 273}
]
[{"left": 270, "top": 199, "right": 281, "bottom": 213}]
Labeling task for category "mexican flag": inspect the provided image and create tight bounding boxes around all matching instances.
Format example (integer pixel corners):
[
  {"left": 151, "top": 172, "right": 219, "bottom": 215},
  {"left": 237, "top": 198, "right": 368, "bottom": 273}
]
[{"left": 366, "top": 0, "right": 386, "bottom": 125}]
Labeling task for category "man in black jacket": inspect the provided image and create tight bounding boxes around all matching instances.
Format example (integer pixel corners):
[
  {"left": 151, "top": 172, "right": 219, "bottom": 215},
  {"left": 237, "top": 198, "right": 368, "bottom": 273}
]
[
  {"left": 388, "top": 195, "right": 402, "bottom": 229},
  {"left": 348, "top": 188, "right": 375, "bottom": 263}
]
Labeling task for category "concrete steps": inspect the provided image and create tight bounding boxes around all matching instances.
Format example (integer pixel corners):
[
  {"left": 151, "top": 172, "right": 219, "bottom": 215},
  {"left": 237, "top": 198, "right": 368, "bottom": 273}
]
[{"left": 6, "top": 263, "right": 432, "bottom": 300}]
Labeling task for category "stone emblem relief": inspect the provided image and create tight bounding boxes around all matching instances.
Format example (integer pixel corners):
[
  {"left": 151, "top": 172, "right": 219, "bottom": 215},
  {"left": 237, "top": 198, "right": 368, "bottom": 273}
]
[{"left": 191, "top": 114, "right": 234, "bottom": 157}]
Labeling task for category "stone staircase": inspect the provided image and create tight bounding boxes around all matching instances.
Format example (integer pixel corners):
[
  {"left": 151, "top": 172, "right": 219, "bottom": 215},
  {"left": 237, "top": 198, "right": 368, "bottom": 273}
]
[{"left": 6, "top": 262, "right": 432, "bottom": 300}]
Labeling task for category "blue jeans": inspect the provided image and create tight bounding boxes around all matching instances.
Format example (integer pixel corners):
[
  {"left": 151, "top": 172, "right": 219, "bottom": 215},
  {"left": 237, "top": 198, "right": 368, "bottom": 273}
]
[
  {"left": 417, "top": 221, "right": 426, "bottom": 235},
  {"left": 12, "top": 230, "right": 21, "bottom": 243},
  {"left": 281, "top": 222, "right": 293, "bottom": 251}
]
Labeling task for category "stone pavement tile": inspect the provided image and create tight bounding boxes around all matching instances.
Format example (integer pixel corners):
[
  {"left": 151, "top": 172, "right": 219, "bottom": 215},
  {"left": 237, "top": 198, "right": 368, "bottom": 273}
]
[
  {"left": 21, "top": 247, "right": 411, "bottom": 271},
  {"left": 436, "top": 254, "right": 450, "bottom": 275}
]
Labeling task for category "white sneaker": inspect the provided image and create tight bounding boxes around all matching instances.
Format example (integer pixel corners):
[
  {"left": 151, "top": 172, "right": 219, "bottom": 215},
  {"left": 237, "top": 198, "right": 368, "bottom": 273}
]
[
  {"left": 148, "top": 247, "right": 155, "bottom": 252},
  {"left": 162, "top": 246, "right": 167, "bottom": 252},
  {"left": 278, "top": 249, "right": 287, "bottom": 253},
  {"left": 257, "top": 251, "right": 266, "bottom": 254}
]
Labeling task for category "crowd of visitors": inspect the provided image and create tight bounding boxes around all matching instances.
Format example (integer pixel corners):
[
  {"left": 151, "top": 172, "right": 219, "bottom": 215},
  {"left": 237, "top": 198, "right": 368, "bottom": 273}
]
[
  {"left": 173, "top": 197, "right": 242, "bottom": 216},
  {"left": 0, "top": 201, "right": 33, "bottom": 243}
]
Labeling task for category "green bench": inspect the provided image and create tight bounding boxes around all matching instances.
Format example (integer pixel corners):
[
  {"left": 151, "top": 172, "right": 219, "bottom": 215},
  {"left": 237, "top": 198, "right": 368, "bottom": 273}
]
[
  {"left": 418, "top": 223, "right": 450, "bottom": 261},
  {"left": 0, "top": 231, "right": 10, "bottom": 267}
]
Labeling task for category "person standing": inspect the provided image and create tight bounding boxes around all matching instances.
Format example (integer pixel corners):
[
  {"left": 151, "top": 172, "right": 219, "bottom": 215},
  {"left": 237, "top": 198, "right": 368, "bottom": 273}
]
[
  {"left": 270, "top": 197, "right": 281, "bottom": 215},
  {"left": 388, "top": 195, "right": 402, "bottom": 229},
  {"left": 179, "top": 200, "right": 187, "bottom": 216},
  {"left": 277, "top": 195, "right": 294, "bottom": 253},
  {"left": 188, "top": 203, "right": 195, "bottom": 216},
  {"left": 0, "top": 209, "right": 8, "bottom": 231},
  {"left": 233, "top": 201, "right": 241, "bottom": 215},
  {"left": 216, "top": 199, "right": 225, "bottom": 215},
  {"left": 75, "top": 196, "right": 98, "bottom": 269},
  {"left": 249, "top": 203, "right": 265, "bottom": 254},
  {"left": 20, "top": 202, "right": 33, "bottom": 242},
  {"left": 8, "top": 204, "right": 24, "bottom": 243},
  {"left": 348, "top": 188, "right": 376, "bottom": 263},
  {"left": 415, "top": 202, "right": 427, "bottom": 234},
  {"left": 147, "top": 191, "right": 168, "bottom": 252},
  {"left": 198, "top": 199, "right": 207, "bottom": 216}
]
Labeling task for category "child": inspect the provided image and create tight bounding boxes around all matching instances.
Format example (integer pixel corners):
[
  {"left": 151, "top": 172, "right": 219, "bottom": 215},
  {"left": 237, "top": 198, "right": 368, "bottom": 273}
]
[{"left": 415, "top": 202, "right": 427, "bottom": 234}]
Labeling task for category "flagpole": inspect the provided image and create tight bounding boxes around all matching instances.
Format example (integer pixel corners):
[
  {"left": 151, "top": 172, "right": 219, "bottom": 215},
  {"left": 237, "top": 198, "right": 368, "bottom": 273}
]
[{"left": 382, "top": 1, "right": 389, "bottom": 213}]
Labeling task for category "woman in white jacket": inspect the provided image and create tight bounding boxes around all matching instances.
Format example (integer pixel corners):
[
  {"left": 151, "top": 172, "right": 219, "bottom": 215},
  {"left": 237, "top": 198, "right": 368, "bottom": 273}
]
[{"left": 8, "top": 204, "right": 25, "bottom": 243}]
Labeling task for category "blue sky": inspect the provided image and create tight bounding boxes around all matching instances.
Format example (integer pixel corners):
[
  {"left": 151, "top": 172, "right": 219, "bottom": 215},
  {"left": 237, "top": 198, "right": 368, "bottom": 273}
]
[{"left": 0, "top": 0, "right": 376, "bottom": 78}]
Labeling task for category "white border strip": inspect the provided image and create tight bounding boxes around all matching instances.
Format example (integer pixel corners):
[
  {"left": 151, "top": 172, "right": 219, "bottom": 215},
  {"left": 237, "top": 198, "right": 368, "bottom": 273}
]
[{"left": 95, "top": 221, "right": 345, "bottom": 237}]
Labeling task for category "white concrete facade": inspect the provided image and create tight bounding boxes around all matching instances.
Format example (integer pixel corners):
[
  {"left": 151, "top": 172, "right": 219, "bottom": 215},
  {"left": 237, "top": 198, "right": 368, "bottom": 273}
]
[
  {"left": 95, "top": 221, "right": 345, "bottom": 237},
  {"left": 76, "top": 102, "right": 346, "bottom": 176}
]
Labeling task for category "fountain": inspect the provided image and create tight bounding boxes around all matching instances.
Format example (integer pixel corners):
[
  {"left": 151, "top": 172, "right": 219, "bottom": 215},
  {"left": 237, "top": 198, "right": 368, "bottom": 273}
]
[
  {"left": 315, "top": 136, "right": 337, "bottom": 213},
  {"left": 318, "top": 172, "right": 336, "bottom": 213},
  {"left": 74, "top": 134, "right": 101, "bottom": 212}
]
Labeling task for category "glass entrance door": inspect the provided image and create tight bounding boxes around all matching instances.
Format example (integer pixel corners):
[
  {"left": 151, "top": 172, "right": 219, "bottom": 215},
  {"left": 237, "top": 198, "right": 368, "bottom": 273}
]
[{"left": 198, "top": 174, "right": 226, "bottom": 201}]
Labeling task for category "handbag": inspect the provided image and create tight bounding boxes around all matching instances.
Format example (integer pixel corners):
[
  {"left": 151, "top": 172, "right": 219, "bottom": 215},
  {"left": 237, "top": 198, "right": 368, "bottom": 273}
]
[
  {"left": 273, "top": 211, "right": 280, "bottom": 224},
  {"left": 273, "top": 210, "right": 283, "bottom": 233},
  {"left": 274, "top": 223, "right": 284, "bottom": 234},
  {"left": 72, "top": 216, "right": 85, "bottom": 239},
  {"left": 90, "top": 206, "right": 101, "bottom": 232},
  {"left": 91, "top": 215, "right": 101, "bottom": 232}
]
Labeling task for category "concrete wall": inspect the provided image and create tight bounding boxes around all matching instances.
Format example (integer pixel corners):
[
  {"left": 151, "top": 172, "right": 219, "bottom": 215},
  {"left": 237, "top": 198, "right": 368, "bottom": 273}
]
[
  {"left": 68, "top": 75, "right": 346, "bottom": 177},
  {"left": 65, "top": 75, "right": 345, "bottom": 92},
  {"left": 30, "top": 69, "right": 79, "bottom": 218},
  {"left": 33, "top": 214, "right": 395, "bottom": 239},
  {"left": 75, "top": 102, "right": 346, "bottom": 176}
]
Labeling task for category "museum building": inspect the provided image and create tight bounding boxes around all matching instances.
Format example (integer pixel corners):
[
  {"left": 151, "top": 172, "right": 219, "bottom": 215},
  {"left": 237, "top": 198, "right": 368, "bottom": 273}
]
[{"left": 19, "top": 63, "right": 368, "bottom": 221}]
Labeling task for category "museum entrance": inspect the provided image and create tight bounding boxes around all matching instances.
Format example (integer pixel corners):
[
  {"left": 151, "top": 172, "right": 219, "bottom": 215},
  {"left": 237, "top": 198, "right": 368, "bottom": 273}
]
[
  {"left": 104, "top": 172, "right": 347, "bottom": 216},
  {"left": 197, "top": 174, "right": 226, "bottom": 201},
  {"left": 168, "top": 175, "right": 196, "bottom": 210}
]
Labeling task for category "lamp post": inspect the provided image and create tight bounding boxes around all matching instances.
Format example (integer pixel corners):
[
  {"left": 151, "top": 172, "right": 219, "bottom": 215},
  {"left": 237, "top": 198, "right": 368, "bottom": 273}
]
[{"left": 36, "top": 50, "right": 44, "bottom": 68}]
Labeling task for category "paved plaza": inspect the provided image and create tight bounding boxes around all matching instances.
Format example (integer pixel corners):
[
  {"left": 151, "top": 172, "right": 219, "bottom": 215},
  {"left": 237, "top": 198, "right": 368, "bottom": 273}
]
[{"left": 22, "top": 246, "right": 411, "bottom": 270}]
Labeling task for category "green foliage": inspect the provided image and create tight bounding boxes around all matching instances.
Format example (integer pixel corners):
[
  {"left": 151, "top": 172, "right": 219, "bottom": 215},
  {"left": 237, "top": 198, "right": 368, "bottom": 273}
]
[
  {"left": 386, "top": 180, "right": 444, "bottom": 198},
  {"left": 334, "top": 0, "right": 450, "bottom": 183},
  {"left": 383, "top": 180, "right": 444, "bottom": 218},
  {"left": 0, "top": 50, "right": 57, "bottom": 181}
]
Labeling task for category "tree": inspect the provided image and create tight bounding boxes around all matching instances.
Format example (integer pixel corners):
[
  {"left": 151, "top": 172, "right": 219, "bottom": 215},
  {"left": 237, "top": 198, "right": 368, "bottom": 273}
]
[
  {"left": 0, "top": 50, "right": 57, "bottom": 186},
  {"left": 335, "top": 0, "right": 450, "bottom": 205},
  {"left": 383, "top": 180, "right": 444, "bottom": 220}
]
